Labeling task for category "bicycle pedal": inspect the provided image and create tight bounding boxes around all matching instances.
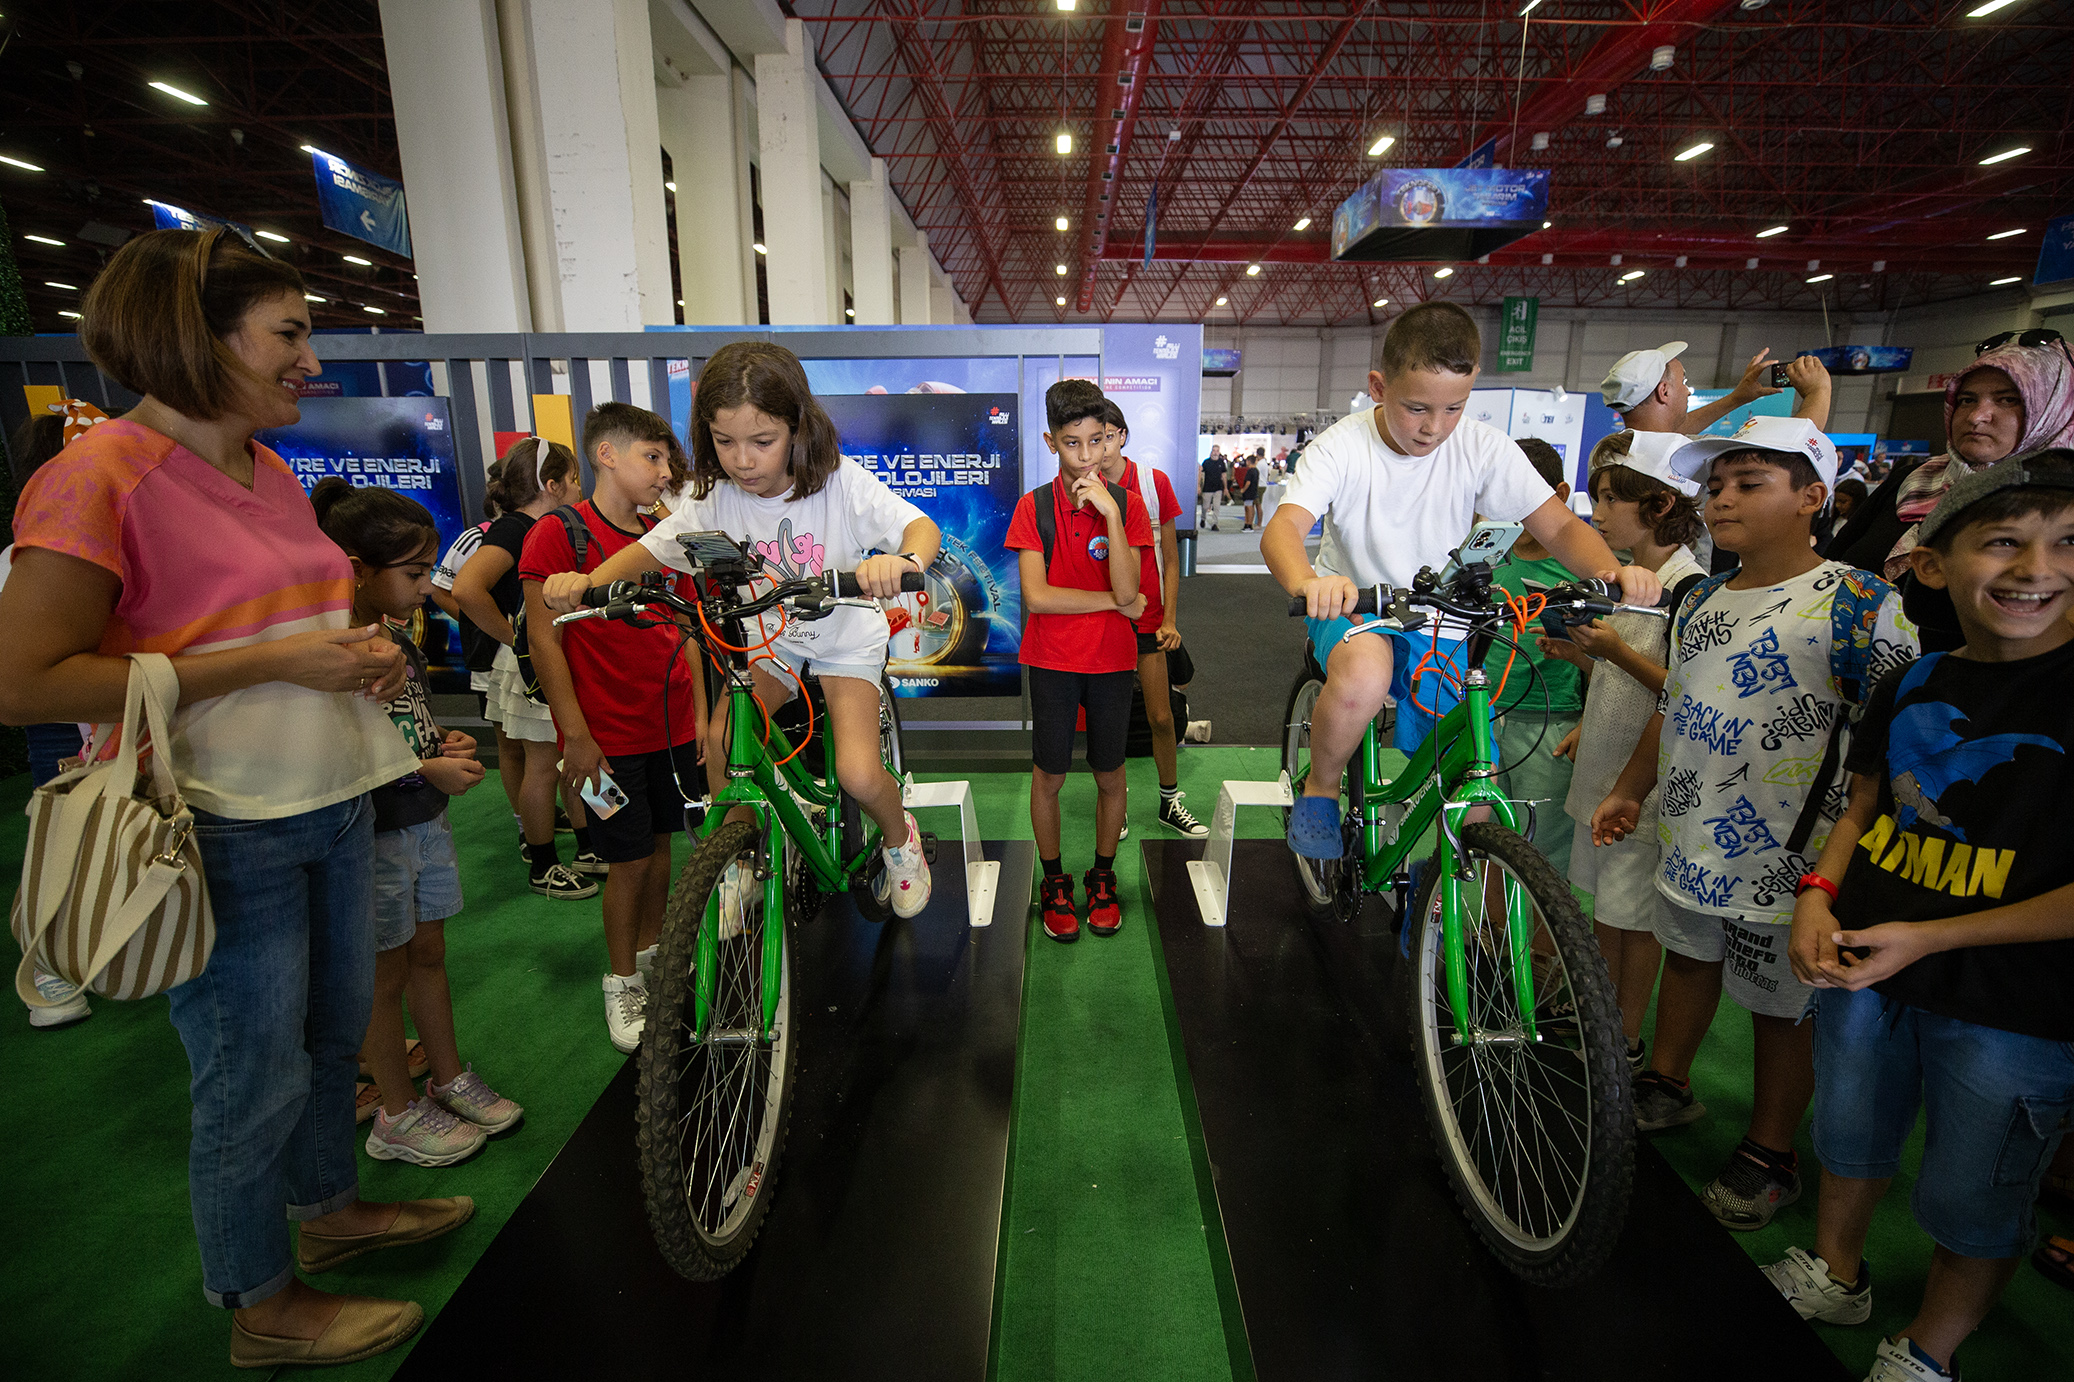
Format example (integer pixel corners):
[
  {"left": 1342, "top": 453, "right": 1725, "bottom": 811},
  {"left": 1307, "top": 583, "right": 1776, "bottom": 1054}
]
[{"left": 920, "top": 831, "right": 938, "bottom": 864}]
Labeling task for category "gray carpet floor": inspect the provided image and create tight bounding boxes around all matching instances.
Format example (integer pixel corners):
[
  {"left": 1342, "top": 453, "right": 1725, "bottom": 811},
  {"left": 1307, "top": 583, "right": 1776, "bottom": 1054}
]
[{"left": 1171, "top": 571, "right": 1308, "bottom": 748}]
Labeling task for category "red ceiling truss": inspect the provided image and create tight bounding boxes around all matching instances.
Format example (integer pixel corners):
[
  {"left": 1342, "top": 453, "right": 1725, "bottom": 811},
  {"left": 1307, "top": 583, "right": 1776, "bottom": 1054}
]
[
  {"left": 2, "top": 2, "right": 2068, "bottom": 333},
  {"left": 805, "top": 0, "right": 2074, "bottom": 324}
]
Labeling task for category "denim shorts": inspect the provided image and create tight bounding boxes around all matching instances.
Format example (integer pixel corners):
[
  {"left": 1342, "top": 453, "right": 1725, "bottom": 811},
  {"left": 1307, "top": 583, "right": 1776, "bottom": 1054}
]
[
  {"left": 1813, "top": 986, "right": 2074, "bottom": 1258},
  {"left": 1306, "top": 618, "right": 1475, "bottom": 755},
  {"left": 767, "top": 645, "right": 886, "bottom": 690},
  {"left": 372, "top": 814, "right": 463, "bottom": 951}
]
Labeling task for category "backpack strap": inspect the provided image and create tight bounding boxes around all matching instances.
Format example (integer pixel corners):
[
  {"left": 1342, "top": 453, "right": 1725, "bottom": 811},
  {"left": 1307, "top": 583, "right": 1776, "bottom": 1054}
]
[
  {"left": 1034, "top": 480, "right": 1059, "bottom": 569},
  {"left": 549, "top": 504, "right": 591, "bottom": 573},
  {"left": 1670, "top": 570, "right": 1734, "bottom": 647},
  {"left": 1783, "top": 567, "right": 1901, "bottom": 855}
]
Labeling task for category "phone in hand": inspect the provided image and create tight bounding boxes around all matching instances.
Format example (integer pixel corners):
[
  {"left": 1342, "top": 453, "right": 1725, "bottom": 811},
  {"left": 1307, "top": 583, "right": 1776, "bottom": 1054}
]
[
  {"left": 575, "top": 764, "right": 629, "bottom": 819},
  {"left": 1770, "top": 362, "right": 1792, "bottom": 389}
]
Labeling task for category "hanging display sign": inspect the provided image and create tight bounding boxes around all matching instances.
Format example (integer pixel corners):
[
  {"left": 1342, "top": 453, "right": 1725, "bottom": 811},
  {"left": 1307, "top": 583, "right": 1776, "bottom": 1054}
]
[
  {"left": 310, "top": 149, "right": 413, "bottom": 258},
  {"left": 1805, "top": 346, "right": 1914, "bottom": 375},
  {"left": 1497, "top": 296, "right": 1538, "bottom": 372},
  {"left": 146, "top": 200, "right": 254, "bottom": 238},
  {"left": 2036, "top": 213, "right": 2074, "bottom": 286},
  {"left": 1332, "top": 168, "right": 1550, "bottom": 263},
  {"left": 821, "top": 392, "right": 1024, "bottom": 698}
]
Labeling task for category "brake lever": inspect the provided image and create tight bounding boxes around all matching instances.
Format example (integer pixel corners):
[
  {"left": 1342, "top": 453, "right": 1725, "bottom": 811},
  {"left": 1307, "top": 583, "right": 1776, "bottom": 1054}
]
[{"left": 552, "top": 607, "right": 610, "bottom": 626}]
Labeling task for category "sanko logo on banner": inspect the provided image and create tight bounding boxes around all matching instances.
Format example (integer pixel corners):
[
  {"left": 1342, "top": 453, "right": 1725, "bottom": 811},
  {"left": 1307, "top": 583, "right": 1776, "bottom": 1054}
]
[{"left": 309, "top": 147, "right": 413, "bottom": 259}]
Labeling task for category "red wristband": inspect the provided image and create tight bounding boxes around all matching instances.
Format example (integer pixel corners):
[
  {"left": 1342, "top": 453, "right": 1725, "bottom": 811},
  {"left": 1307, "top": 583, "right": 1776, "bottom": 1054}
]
[{"left": 1796, "top": 873, "right": 1840, "bottom": 903}]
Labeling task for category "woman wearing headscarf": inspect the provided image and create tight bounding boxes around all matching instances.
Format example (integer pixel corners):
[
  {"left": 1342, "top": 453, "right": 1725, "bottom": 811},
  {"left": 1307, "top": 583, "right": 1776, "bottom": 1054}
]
[{"left": 1826, "top": 332, "right": 2074, "bottom": 650}]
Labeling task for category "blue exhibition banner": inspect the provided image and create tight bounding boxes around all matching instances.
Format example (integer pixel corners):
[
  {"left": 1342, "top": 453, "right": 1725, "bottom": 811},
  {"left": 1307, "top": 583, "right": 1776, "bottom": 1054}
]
[
  {"left": 2034, "top": 213, "right": 2074, "bottom": 286},
  {"left": 821, "top": 392, "right": 1024, "bottom": 698},
  {"left": 258, "top": 397, "right": 468, "bottom": 687},
  {"left": 1334, "top": 168, "right": 1548, "bottom": 254},
  {"left": 310, "top": 149, "right": 413, "bottom": 258},
  {"left": 1023, "top": 323, "right": 1204, "bottom": 532},
  {"left": 1806, "top": 346, "right": 1913, "bottom": 374},
  {"left": 147, "top": 200, "right": 254, "bottom": 238}
]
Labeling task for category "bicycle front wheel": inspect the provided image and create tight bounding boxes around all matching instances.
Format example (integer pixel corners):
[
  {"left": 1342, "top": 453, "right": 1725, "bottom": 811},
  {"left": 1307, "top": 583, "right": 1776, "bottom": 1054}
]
[
  {"left": 1400, "top": 822, "right": 1632, "bottom": 1286},
  {"left": 1280, "top": 663, "right": 1341, "bottom": 917},
  {"left": 636, "top": 818, "right": 796, "bottom": 1280}
]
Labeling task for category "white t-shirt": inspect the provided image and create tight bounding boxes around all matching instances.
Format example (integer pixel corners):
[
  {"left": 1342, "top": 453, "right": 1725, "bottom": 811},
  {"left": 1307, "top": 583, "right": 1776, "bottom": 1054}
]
[
  {"left": 1653, "top": 561, "right": 1916, "bottom": 918},
  {"left": 1279, "top": 410, "right": 1556, "bottom": 593},
  {"left": 642, "top": 459, "right": 927, "bottom": 669}
]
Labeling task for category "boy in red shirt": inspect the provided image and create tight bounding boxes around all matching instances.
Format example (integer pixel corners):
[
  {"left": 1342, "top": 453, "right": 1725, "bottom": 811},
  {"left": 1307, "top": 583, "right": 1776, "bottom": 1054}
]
[
  {"left": 518, "top": 402, "right": 704, "bottom": 1053},
  {"left": 1097, "top": 399, "right": 1207, "bottom": 839},
  {"left": 1007, "top": 380, "right": 1153, "bottom": 941}
]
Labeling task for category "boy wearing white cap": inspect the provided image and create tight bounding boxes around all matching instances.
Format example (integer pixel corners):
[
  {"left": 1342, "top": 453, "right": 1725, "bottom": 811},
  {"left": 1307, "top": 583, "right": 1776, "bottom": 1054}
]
[
  {"left": 1603, "top": 342, "right": 1833, "bottom": 436},
  {"left": 1591, "top": 416, "right": 1918, "bottom": 1232}
]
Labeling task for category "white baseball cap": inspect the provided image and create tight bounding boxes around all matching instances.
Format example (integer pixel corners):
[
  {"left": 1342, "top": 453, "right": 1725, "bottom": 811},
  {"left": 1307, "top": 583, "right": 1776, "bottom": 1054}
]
[
  {"left": 1600, "top": 341, "right": 1688, "bottom": 411},
  {"left": 1596, "top": 430, "right": 1703, "bottom": 497},
  {"left": 1667, "top": 415, "right": 1839, "bottom": 490}
]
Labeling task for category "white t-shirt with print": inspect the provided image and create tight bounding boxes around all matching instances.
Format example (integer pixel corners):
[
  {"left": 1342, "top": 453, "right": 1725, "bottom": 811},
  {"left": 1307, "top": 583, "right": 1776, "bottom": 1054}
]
[
  {"left": 1278, "top": 410, "right": 1556, "bottom": 593},
  {"left": 1653, "top": 561, "right": 1916, "bottom": 918},
  {"left": 642, "top": 459, "right": 927, "bottom": 669}
]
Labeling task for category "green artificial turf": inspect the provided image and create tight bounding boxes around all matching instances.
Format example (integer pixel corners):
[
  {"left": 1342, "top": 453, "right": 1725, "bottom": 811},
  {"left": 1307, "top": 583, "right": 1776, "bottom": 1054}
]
[{"left": 5, "top": 741, "right": 2068, "bottom": 1381}]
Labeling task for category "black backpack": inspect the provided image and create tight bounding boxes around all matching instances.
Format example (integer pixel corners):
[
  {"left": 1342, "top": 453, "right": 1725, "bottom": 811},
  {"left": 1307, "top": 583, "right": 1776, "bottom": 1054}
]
[
  {"left": 1032, "top": 475, "right": 1134, "bottom": 569},
  {"left": 512, "top": 505, "right": 654, "bottom": 703}
]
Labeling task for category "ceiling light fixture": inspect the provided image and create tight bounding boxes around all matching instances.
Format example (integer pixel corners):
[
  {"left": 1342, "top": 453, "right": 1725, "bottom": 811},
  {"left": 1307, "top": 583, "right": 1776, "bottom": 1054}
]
[
  {"left": 149, "top": 80, "right": 208, "bottom": 105},
  {"left": 1986, "top": 228, "right": 2026, "bottom": 240},
  {"left": 1966, "top": 0, "right": 2020, "bottom": 14},
  {"left": 664, "top": 181, "right": 677, "bottom": 192},
  {"left": 753, "top": 242, "right": 767, "bottom": 255},
  {"left": 1756, "top": 224, "right": 1788, "bottom": 238},
  {"left": 1056, "top": 295, "right": 1067, "bottom": 306},
  {"left": 45, "top": 280, "right": 78, "bottom": 290},
  {"left": 1519, "top": 0, "right": 1543, "bottom": 12},
  {"left": 343, "top": 254, "right": 371, "bottom": 265},
  {"left": 1530, "top": 131, "right": 1550, "bottom": 151},
  {"left": 1215, "top": 295, "right": 1228, "bottom": 306},
  {"left": 1056, "top": 263, "right": 1068, "bottom": 275},
  {"left": 1056, "top": 0, "right": 1077, "bottom": 9},
  {"left": 1979, "top": 146, "right": 2030, "bottom": 165},
  {"left": 59, "top": 310, "right": 81, "bottom": 320},
  {"left": 298, "top": 144, "right": 330, "bottom": 158},
  {"left": 1746, "top": 256, "right": 1759, "bottom": 269},
  {"left": 1990, "top": 275, "right": 2022, "bottom": 286},
  {"left": 1372, "top": 297, "right": 1389, "bottom": 307},
  {"left": 0, "top": 154, "right": 45, "bottom": 172},
  {"left": 1366, "top": 134, "right": 1395, "bottom": 157},
  {"left": 1056, "top": 131, "right": 1073, "bottom": 155},
  {"left": 1650, "top": 45, "right": 1675, "bottom": 71},
  {"left": 255, "top": 229, "right": 290, "bottom": 243},
  {"left": 1806, "top": 273, "right": 1833, "bottom": 284},
  {"left": 1246, "top": 263, "right": 1261, "bottom": 276},
  {"left": 1292, "top": 216, "right": 1311, "bottom": 231},
  {"left": 304, "top": 294, "right": 326, "bottom": 303},
  {"left": 1620, "top": 270, "right": 1646, "bottom": 282},
  {"left": 1542, "top": 219, "right": 1552, "bottom": 229},
  {"left": 1055, "top": 215, "right": 1069, "bottom": 231},
  {"left": 1674, "top": 141, "right": 1715, "bottom": 161},
  {"left": 1434, "top": 267, "right": 1454, "bottom": 279},
  {"left": 1584, "top": 93, "right": 1607, "bottom": 115},
  {"left": 25, "top": 233, "right": 63, "bottom": 246},
  {"left": 845, "top": 307, "right": 855, "bottom": 317},
  {"left": 363, "top": 305, "right": 386, "bottom": 315}
]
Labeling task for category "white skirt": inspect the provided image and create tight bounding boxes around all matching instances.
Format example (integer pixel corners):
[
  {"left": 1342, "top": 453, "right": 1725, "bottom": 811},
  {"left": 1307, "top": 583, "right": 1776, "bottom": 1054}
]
[{"left": 484, "top": 645, "right": 560, "bottom": 743}]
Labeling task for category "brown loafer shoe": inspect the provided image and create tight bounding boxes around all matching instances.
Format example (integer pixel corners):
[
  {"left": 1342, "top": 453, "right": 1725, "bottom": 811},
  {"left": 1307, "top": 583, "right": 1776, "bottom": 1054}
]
[
  {"left": 230, "top": 1295, "right": 423, "bottom": 1368},
  {"left": 296, "top": 1197, "right": 475, "bottom": 1274}
]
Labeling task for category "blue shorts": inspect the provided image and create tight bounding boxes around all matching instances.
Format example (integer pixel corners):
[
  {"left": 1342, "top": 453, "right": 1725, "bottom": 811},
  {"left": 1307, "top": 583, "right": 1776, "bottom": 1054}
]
[
  {"left": 1307, "top": 617, "right": 1475, "bottom": 755},
  {"left": 372, "top": 815, "right": 463, "bottom": 951},
  {"left": 1812, "top": 986, "right": 2074, "bottom": 1258}
]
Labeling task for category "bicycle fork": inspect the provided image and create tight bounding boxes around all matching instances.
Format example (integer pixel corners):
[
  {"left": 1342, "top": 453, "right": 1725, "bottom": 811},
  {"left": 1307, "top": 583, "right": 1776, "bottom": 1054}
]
[{"left": 1435, "top": 672, "right": 1540, "bottom": 1048}]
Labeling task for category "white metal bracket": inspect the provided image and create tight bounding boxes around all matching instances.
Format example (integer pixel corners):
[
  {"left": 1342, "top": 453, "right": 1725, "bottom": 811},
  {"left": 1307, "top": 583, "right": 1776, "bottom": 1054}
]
[
  {"left": 1186, "top": 772, "right": 1294, "bottom": 927},
  {"left": 900, "top": 776, "right": 999, "bottom": 928}
]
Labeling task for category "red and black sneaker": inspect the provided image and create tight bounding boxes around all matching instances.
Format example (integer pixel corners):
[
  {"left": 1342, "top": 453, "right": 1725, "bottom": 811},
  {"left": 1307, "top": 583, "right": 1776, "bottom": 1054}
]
[
  {"left": 1040, "top": 873, "right": 1080, "bottom": 943},
  {"left": 1083, "top": 868, "right": 1123, "bottom": 936}
]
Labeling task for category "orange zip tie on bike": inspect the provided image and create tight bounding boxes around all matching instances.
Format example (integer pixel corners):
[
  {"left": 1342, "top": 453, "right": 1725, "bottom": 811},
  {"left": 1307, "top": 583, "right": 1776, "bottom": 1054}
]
[
  {"left": 750, "top": 653, "right": 813, "bottom": 767},
  {"left": 696, "top": 583, "right": 787, "bottom": 655},
  {"left": 1408, "top": 615, "right": 1465, "bottom": 716},
  {"left": 1490, "top": 590, "right": 1547, "bottom": 704}
]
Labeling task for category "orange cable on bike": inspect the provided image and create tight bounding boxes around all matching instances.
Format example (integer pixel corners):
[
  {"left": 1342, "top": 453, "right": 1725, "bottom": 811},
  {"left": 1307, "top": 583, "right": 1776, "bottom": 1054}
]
[
  {"left": 695, "top": 582, "right": 787, "bottom": 655},
  {"left": 750, "top": 653, "right": 814, "bottom": 767}
]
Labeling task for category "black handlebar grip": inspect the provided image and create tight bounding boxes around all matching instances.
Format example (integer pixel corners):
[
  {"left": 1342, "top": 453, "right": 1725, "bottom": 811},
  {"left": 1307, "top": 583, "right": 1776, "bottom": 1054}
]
[
  {"left": 833, "top": 570, "right": 926, "bottom": 597},
  {"left": 1286, "top": 590, "right": 1380, "bottom": 617},
  {"left": 581, "top": 581, "right": 635, "bottom": 608}
]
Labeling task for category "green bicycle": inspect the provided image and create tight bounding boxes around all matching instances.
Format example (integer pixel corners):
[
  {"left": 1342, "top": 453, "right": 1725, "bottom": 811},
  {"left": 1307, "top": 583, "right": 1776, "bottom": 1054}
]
[
  {"left": 1281, "top": 559, "right": 1663, "bottom": 1285},
  {"left": 556, "top": 535, "right": 921, "bottom": 1281}
]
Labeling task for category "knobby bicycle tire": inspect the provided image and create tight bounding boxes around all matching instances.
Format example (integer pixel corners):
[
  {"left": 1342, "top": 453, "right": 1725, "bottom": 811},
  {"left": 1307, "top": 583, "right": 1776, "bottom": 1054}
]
[
  {"left": 636, "top": 818, "right": 796, "bottom": 1280},
  {"left": 1398, "top": 822, "right": 1633, "bottom": 1286},
  {"left": 1280, "top": 664, "right": 1340, "bottom": 918}
]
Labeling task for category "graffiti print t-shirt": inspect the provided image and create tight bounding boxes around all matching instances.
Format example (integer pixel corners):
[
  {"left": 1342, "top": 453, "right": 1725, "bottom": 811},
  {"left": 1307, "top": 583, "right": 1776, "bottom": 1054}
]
[
  {"left": 644, "top": 459, "right": 927, "bottom": 671},
  {"left": 1838, "top": 644, "right": 2074, "bottom": 1040},
  {"left": 1653, "top": 561, "right": 1915, "bottom": 917}
]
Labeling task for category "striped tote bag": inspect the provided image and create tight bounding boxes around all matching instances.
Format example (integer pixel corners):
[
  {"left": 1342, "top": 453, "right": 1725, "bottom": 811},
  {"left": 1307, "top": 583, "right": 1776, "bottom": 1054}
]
[{"left": 11, "top": 653, "right": 213, "bottom": 1005}]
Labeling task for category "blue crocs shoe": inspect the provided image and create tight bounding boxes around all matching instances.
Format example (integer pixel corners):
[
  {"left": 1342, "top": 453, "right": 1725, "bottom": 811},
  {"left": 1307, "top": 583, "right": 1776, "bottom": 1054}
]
[{"left": 1287, "top": 794, "right": 1344, "bottom": 859}]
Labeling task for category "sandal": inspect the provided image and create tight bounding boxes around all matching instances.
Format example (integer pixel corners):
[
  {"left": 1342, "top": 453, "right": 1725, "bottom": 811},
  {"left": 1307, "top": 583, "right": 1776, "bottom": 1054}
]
[{"left": 2033, "top": 1235, "right": 2074, "bottom": 1292}]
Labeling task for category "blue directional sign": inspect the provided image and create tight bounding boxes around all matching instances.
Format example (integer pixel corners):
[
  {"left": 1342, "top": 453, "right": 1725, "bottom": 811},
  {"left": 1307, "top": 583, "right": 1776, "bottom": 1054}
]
[{"left": 309, "top": 149, "right": 413, "bottom": 259}]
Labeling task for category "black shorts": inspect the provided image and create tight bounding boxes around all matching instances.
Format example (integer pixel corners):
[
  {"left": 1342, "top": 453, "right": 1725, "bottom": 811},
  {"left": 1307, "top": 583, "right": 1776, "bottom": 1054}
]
[
  {"left": 1135, "top": 630, "right": 1159, "bottom": 657},
  {"left": 1028, "top": 667, "right": 1136, "bottom": 775},
  {"left": 588, "top": 740, "right": 701, "bottom": 863}
]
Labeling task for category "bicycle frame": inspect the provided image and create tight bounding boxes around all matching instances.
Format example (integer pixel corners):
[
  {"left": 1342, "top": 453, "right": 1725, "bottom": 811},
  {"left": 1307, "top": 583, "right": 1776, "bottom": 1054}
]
[{"left": 1340, "top": 652, "right": 1539, "bottom": 1047}]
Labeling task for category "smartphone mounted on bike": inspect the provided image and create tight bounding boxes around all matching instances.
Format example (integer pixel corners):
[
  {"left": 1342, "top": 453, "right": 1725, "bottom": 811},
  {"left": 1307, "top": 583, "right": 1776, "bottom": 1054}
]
[{"left": 1437, "top": 521, "right": 1523, "bottom": 586}]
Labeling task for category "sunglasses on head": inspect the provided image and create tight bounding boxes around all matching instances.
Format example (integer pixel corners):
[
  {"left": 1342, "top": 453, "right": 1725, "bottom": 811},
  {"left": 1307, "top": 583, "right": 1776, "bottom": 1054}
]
[{"left": 1976, "top": 328, "right": 2064, "bottom": 356}]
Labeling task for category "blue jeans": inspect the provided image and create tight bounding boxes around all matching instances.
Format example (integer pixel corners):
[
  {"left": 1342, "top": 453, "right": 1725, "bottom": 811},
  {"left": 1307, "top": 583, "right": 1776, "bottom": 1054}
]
[
  {"left": 1813, "top": 986, "right": 2074, "bottom": 1258},
  {"left": 166, "top": 795, "right": 377, "bottom": 1308}
]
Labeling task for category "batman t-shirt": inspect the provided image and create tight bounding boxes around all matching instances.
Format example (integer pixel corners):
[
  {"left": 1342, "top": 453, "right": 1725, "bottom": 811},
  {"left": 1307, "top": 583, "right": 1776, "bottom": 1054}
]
[{"left": 1839, "top": 642, "right": 2074, "bottom": 1040}]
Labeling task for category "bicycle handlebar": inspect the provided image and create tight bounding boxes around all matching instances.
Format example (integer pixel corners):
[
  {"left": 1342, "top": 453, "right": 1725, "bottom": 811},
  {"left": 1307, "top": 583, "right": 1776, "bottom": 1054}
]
[
  {"left": 1284, "top": 576, "right": 1668, "bottom": 625},
  {"left": 554, "top": 568, "right": 923, "bottom": 627}
]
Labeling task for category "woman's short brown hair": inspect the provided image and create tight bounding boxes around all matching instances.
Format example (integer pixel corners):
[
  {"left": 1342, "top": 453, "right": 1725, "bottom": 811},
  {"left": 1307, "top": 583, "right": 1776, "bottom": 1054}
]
[
  {"left": 80, "top": 227, "right": 308, "bottom": 421},
  {"left": 688, "top": 343, "right": 842, "bottom": 501}
]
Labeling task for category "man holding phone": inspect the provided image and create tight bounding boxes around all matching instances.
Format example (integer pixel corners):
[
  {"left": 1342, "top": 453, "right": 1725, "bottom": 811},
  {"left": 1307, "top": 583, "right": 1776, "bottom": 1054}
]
[{"left": 1602, "top": 341, "right": 1833, "bottom": 436}]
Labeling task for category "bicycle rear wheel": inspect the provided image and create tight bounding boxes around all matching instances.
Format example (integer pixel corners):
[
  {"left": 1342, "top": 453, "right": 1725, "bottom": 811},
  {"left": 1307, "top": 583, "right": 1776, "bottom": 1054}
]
[
  {"left": 636, "top": 818, "right": 795, "bottom": 1280},
  {"left": 1399, "top": 822, "right": 1632, "bottom": 1286}
]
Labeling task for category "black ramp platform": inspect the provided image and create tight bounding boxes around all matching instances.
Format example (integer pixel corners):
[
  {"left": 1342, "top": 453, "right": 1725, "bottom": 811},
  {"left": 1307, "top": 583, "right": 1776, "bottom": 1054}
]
[
  {"left": 1145, "top": 838, "right": 1850, "bottom": 1382},
  {"left": 401, "top": 841, "right": 1034, "bottom": 1382}
]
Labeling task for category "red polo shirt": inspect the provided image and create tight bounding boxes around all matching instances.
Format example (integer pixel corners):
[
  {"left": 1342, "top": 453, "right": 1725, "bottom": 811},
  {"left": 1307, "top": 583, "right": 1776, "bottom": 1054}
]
[
  {"left": 1118, "top": 458, "right": 1181, "bottom": 634},
  {"left": 1006, "top": 477, "right": 1153, "bottom": 674}
]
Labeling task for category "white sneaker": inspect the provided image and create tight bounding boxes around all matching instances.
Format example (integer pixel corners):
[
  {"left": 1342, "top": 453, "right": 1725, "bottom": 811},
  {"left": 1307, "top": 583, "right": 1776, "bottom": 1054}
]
[
  {"left": 634, "top": 944, "right": 658, "bottom": 987},
  {"left": 717, "top": 861, "right": 754, "bottom": 940},
  {"left": 877, "top": 811, "right": 932, "bottom": 919},
  {"left": 1763, "top": 1246, "right": 1872, "bottom": 1325},
  {"left": 1865, "top": 1336, "right": 1958, "bottom": 1382},
  {"left": 27, "top": 967, "right": 91, "bottom": 1029},
  {"left": 603, "top": 973, "right": 647, "bottom": 1053}
]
